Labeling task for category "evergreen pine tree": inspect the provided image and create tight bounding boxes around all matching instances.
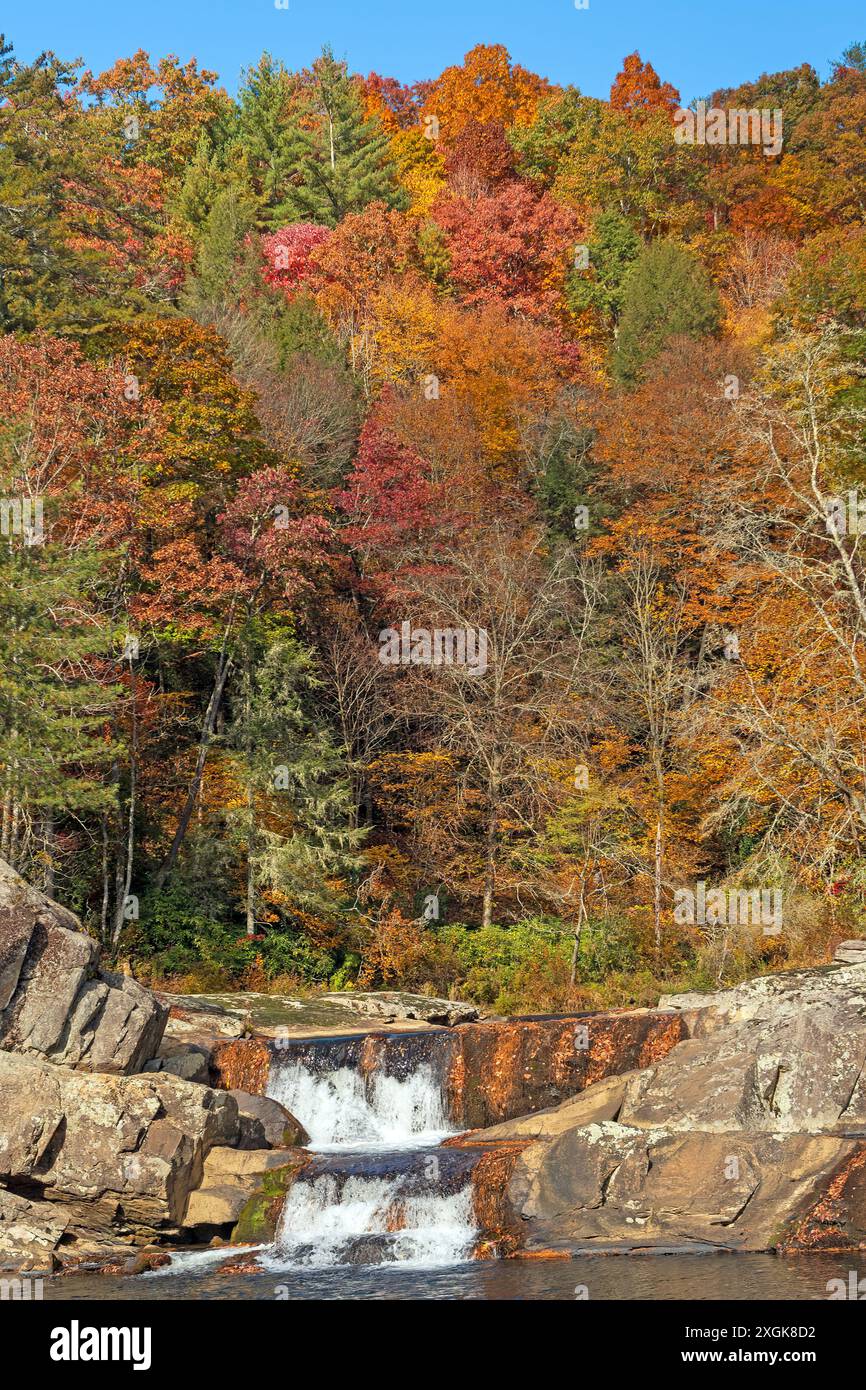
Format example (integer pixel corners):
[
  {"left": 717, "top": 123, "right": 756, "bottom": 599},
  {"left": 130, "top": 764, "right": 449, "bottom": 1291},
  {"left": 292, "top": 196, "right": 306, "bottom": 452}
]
[
  {"left": 228, "top": 638, "right": 364, "bottom": 933},
  {"left": 613, "top": 240, "right": 721, "bottom": 385},
  {"left": 274, "top": 47, "right": 403, "bottom": 227},
  {"left": 184, "top": 184, "right": 259, "bottom": 309},
  {"left": 0, "top": 527, "right": 120, "bottom": 876},
  {"left": 172, "top": 115, "right": 257, "bottom": 235},
  {"left": 0, "top": 41, "right": 91, "bottom": 332},
  {"left": 237, "top": 53, "right": 300, "bottom": 222},
  {"left": 565, "top": 210, "right": 641, "bottom": 331}
]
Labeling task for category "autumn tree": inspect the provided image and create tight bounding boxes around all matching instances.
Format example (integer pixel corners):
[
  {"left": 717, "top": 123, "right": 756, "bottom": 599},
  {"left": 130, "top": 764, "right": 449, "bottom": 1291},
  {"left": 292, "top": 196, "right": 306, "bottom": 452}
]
[
  {"left": 0, "top": 330, "right": 157, "bottom": 918},
  {"left": 515, "top": 90, "right": 697, "bottom": 238},
  {"left": 375, "top": 527, "right": 597, "bottom": 927},
  {"left": 612, "top": 550, "right": 693, "bottom": 960},
  {"left": 422, "top": 44, "right": 550, "bottom": 148},
  {"left": 443, "top": 119, "right": 517, "bottom": 197},
  {"left": 433, "top": 181, "right": 581, "bottom": 321},
  {"left": 709, "top": 328, "right": 866, "bottom": 878},
  {"left": 609, "top": 52, "right": 680, "bottom": 118}
]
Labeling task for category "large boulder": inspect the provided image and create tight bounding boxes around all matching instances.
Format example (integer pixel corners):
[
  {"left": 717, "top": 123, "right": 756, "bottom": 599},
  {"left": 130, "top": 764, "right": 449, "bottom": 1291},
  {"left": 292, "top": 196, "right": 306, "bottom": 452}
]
[
  {"left": 182, "top": 1147, "right": 305, "bottom": 1233},
  {"left": 143, "top": 1046, "right": 212, "bottom": 1085},
  {"left": 0, "top": 862, "right": 310, "bottom": 1270},
  {"left": 229, "top": 1091, "right": 309, "bottom": 1149},
  {"left": 0, "top": 1189, "right": 71, "bottom": 1271},
  {"left": 0, "top": 859, "right": 166, "bottom": 1074},
  {"left": 0, "top": 1050, "right": 238, "bottom": 1258},
  {"left": 489, "top": 960, "right": 866, "bottom": 1254},
  {"left": 834, "top": 939, "right": 866, "bottom": 966},
  {"left": 509, "top": 1121, "right": 863, "bottom": 1253},
  {"left": 142, "top": 998, "right": 252, "bottom": 1086},
  {"left": 638, "top": 962, "right": 866, "bottom": 1133}
]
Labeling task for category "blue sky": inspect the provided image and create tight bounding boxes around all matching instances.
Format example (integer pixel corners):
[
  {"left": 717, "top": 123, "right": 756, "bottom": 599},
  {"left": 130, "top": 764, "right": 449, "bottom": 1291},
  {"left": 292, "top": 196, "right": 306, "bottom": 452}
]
[{"left": 5, "top": 0, "right": 864, "bottom": 102}]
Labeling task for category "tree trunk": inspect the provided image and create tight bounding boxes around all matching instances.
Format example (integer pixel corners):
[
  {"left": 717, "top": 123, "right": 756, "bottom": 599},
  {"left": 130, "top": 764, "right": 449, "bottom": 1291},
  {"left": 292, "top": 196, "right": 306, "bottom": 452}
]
[
  {"left": 481, "top": 754, "right": 502, "bottom": 929},
  {"left": 154, "top": 645, "right": 232, "bottom": 891},
  {"left": 42, "top": 816, "right": 55, "bottom": 899},
  {"left": 570, "top": 889, "right": 587, "bottom": 987},
  {"left": 1, "top": 777, "right": 12, "bottom": 861},
  {"left": 111, "top": 659, "right": 138, "bottom": 953},
  {"left": 245, "top": 826, "right": 256, "bottom": 937},
  {"left": 9, "top": 794, "right": 20, "bottom": 870},
  {"left": 100, "top": 816, "right": 110, "bottom": 946},
  {"left": 244, "top": 773, "right": 256, "bottom": 937},
  {"left": 243, "top": 654, "right": 257, "bottom": 937},
  {"left": 653, "top": 809, "right": 663, "bottom": 964}
]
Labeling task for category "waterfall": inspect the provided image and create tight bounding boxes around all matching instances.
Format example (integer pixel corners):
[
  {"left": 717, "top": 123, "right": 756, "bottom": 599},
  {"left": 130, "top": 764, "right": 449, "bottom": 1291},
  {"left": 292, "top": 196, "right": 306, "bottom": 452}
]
[
  {"left": 261, "top": 1034, "right": 479, "bottom": 1269},
  {"left": 266, "top": 1034, "right": 458, "bottom": 1150},
  {"left": 146, "top": 1031, "right": 482, "bottom": 1276},
  {"left": 265, "top": 1150, "right": 479, "bottom": 1270}
]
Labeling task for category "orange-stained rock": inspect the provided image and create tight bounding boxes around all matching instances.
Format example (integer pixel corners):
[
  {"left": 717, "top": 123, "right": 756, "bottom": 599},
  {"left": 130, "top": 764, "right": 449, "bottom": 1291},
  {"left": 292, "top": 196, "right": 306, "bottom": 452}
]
[
  {"left": 210, "top": 1011, "right": 686, "bottom": 1137},
  {"left": 465, "top": 1141, "right": 531, "bottom": 1258},
  {"left": 516, "top": 1247, "right": 571, "bottom": 1260},
  {"left": 210, "top": 1037, "right": 271, "bottom": 1094},
  {"left": 781, "top": 1145, "right": 866, "bottom": 1252},
  {"left": 446, "top": 1010, "right": 685, "bottom": 1130}
]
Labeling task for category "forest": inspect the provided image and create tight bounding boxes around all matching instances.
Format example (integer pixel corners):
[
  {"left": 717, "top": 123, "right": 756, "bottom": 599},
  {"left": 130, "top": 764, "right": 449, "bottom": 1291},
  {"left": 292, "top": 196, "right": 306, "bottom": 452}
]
[{"left": 2, "top": 34, "right": 866, "bottom": 1013}]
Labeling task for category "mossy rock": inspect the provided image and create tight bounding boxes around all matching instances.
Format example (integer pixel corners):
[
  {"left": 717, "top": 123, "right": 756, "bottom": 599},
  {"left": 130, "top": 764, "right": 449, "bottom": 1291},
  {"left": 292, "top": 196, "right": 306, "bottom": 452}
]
[{"left": 230, "top": 1158, "right": 308, "bottom": 1245}]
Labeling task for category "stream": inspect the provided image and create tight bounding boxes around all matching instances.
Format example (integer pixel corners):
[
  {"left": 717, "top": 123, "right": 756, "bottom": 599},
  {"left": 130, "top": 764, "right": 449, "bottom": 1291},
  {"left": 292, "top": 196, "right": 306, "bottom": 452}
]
[{"left": 44, "top": 1029, "right": 866, "bottom": 1300}]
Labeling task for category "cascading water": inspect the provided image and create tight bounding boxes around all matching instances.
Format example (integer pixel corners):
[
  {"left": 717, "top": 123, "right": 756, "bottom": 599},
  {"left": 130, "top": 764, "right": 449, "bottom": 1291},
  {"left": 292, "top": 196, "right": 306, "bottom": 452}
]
[
  {"left": 266, "top": 1035, "right": 455, "bottom": 1150},
  {"left": 263, "top": 1033, "right": 479, "bottom": 1269},
  {"left": 264, "top": 1153, "right": 479, "bottom": 1270}
]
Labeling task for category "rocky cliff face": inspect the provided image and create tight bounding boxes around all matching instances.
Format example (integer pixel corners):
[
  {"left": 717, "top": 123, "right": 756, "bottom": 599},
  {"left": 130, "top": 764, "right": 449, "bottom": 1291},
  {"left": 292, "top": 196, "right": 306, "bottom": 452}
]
[
  {"left": 480, "top": 960, "right": 866, "bottom": 1254},
  {"left": 0, "top": 859, "right": 307, "bottom": 1272},
  {"left": 0, "top": 858, "right": 166, "bottom": 1073}
]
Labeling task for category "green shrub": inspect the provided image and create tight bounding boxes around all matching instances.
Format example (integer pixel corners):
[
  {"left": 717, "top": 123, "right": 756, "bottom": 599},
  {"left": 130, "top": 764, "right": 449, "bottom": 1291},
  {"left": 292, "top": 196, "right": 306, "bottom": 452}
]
[
  {"left": 128, "top": 883, "right": 339, "bottom": 986},
  {"left": 575, "top": 916, "right": 640, "bottom": 980},
  {"left": 429, "top": 920, "right": 572, "bottom": 1009}
]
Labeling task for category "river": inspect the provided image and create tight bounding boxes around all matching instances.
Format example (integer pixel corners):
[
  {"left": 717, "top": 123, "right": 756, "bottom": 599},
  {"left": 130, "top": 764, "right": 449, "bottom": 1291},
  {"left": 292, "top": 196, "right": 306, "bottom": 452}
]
[
  {"left": 40, "top": 1027, "right": 866, "bottom": 1301},
  {"left": 47, "top": 1252, "right": 866, "bottom": 1301}
]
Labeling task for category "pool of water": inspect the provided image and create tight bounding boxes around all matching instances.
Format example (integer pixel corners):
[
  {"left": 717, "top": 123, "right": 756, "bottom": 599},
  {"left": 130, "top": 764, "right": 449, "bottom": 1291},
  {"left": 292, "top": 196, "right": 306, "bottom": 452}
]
[{"left": 45, "top": 1251, "right": 866, "bottom": 1301}]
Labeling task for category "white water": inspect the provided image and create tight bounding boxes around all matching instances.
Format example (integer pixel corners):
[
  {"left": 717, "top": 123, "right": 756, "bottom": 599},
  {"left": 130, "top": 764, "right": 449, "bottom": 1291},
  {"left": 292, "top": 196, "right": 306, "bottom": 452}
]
[
  {"left": 265, "top": 1174, "right": 477, "bottom": 1270},
  {"left": 261, "top": 1045, "right": 477, "bottom": 1269},
  {"left": 267, "top": 1059, "right": 455, "bottom": 1150},
  {"left": 143, "top": 1040, "right": 477, "bottom": 1278},
  {"left": 143, "top": 1245, "right": 265, "bottom": 1277}
]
